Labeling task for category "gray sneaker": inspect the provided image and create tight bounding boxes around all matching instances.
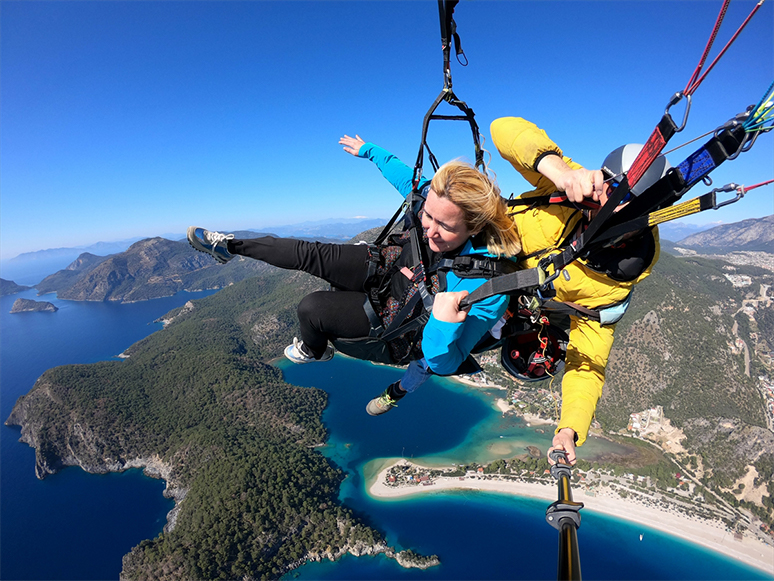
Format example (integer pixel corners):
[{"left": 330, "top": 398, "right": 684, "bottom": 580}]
[
  {"left": 284, "top": 337, "right": 334, "bottom": 364},
  {"left": 366, "top": 387, "right": 400, "bottom": 416},
  {"left": 187, "top": 226, "right": 234, "bottom": 264}
]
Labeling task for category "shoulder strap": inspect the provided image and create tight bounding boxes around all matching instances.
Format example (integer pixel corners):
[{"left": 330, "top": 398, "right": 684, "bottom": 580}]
[{"left": 374, "top": 187, "right": 428, "bottom": 247}]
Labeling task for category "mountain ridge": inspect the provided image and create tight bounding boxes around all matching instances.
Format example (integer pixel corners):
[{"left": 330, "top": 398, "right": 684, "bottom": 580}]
[{"left": 674, "top": 214, "right": 774, "bottom": 252}]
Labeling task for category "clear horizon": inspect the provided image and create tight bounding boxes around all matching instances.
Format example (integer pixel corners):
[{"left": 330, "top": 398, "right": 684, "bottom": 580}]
[{"left": 2, "top": 1, "right": 772, "bottom": 261}]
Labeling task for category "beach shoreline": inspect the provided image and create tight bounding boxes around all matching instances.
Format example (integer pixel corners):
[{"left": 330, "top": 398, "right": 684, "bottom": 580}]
[{"left": 367, "top": 459, "right": 774, "bottom": 575}]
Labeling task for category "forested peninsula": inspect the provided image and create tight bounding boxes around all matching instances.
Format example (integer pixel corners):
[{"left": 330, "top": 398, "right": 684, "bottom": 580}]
[{"left": 6, "top": 267, "right": 437, "bottom": 579}]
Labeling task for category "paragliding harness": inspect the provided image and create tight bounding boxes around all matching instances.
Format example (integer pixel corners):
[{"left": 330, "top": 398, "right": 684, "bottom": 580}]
[
  {"left": 330, "top": 186, "right": 519, "bottom": 366},
  {"left": 457, "top": 105, "right": 769, "bottom": 382}
]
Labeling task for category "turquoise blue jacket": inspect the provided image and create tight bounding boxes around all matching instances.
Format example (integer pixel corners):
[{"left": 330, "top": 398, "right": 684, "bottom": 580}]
[{"left": 359, "top": 143, "right": 509, "bottom": 375}]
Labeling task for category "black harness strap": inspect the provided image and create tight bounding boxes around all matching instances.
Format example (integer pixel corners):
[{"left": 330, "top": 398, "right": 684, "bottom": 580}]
[
  {"left": 435, "top": 255, "right": 516, "bottom": 279},
  {"left": 380, "top": 291, "right": 426, "bottom": 343},
  {"left": 362, "top": 294, "right": 385, "bottom": 337},
  {"left": 412, "top": 0, "right": 483, "bottom": 188},
  {"left": 374, "top": 200, "right": 411, "bottom": 247},
  {"left": 408, "top": 209, "right": 436, "bottom": 310},
  {"left": 460, "top": 268, "right": 544, "bottom": 310},
  {"left": 541, "top": 300, "right": 601, "bottom": 323},
  {"left": 538, "top": 174, "right": 635, "bottom": 284},
  {"left": 507, "top": 194, "right": 601, "bottom": 212}
]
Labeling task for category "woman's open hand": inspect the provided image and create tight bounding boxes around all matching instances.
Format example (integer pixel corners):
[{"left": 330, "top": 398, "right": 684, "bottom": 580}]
[{"left": 339, "top": 134, "right": 366, "bottom": 157}]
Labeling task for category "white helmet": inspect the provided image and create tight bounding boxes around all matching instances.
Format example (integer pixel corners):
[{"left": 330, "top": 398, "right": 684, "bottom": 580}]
[{"left": 602, "top": 144, "right": 671, "bottom": 197}]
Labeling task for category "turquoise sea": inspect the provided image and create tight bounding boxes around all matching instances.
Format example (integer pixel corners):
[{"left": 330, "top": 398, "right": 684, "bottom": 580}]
[{"left": 0, "top": 289, "right": 771, "bottom": 580}]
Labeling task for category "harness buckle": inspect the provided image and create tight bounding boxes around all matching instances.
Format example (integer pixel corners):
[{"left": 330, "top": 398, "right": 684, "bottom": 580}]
[{"left": 455, "top": 256, "right": 474, "bottom": 271}]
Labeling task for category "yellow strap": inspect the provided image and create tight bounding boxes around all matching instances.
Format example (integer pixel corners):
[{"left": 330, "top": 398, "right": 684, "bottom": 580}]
[{"left": 647, "top": 197, "right": 703, "bottom": 226}]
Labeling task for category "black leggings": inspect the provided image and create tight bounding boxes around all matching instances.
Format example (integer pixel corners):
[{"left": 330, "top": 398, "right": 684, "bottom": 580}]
[{"left": 228, "top": 237, "right": 372, "bottom": 358}]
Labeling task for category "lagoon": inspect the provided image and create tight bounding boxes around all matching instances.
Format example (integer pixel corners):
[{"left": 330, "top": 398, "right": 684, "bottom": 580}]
[{"left": 279, "top": 358, "right": 772, "bottom": 581}]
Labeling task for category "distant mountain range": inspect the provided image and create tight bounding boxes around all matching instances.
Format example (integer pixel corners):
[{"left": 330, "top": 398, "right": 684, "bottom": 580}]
[
  {"left": 657, "top": 221, "right": 718, "bottom": 243},
  {"left": 671, "top": 215, "right": 774, "bottom": 252},
  {"left": 2, "top": 215, "right": 772, "bottom": 301},
  {"left": 0, "top": 219, "right": 387, "bottom": 285},
  {"left": 254, "top": 218, "right": 387, "bottom": 240}
]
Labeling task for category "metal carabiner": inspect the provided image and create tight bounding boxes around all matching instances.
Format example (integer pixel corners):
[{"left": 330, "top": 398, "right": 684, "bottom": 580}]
[
  {"left": 712, "top": 183, "right": 743, "bottom": 210},
  {"left": 665, "top": 91, "right": 692, "bottom": 133},
  {"left": 538, "top": 256, "right": 561, "bottom": 289},
  {"left": 727, "top": 130, "right": 756, "bottom": 161}
]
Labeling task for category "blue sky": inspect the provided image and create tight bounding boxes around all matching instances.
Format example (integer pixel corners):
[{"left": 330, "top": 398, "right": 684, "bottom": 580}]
[{"left": 1, "top": 0, "right": 772, "bottom": 260}]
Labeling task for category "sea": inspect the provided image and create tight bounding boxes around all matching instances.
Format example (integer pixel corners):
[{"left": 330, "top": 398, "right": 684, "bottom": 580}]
[{"left": 0, "top": 288, "right": 771, "bottom": 581}]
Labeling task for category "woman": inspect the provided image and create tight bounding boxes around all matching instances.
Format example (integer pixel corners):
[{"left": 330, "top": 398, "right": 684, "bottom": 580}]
[{"left": 188, "top": 134, "right": 520, "bottom": 415}]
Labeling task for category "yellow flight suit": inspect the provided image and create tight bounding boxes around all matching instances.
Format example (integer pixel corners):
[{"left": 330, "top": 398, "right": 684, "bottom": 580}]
[{"left": 491, "top": 117, "right": 660, "bottom": 446}]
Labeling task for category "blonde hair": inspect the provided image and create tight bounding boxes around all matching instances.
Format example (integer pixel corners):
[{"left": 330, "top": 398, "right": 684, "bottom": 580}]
[{"left": 430, "top": 161, "right": 521, "bottom": 257}]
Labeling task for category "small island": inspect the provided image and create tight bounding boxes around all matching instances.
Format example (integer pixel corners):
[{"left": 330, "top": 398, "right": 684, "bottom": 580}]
[{"left": 10, "top": 298, "right": 58, "bottom": 314}]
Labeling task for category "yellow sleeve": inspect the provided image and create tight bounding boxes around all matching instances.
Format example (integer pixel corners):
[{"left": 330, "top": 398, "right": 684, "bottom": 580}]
[
  {"left": 556, "top": 317, "right": 616, "bottom": 446},
  {"left": 490, "top": 116, "right": 583, "bottom": 192}
]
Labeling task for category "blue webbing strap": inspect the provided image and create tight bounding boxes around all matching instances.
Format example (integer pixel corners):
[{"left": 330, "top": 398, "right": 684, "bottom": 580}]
[{"left": 677, "top": 148, "right": 716, "bottom": 186}]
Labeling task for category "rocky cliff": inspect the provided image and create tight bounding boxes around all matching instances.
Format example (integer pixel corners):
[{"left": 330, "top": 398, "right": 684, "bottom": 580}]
[
  {"left": 54, "top": 238, "right": 215, "bottom": 301},
  {"left": 35, "top": 252, "right": 110, "bottom": 296}
]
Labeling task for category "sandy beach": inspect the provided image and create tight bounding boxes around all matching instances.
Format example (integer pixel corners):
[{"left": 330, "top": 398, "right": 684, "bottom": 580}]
[{"left": 368, "top": 459, "right": 774, "bottom": 575}]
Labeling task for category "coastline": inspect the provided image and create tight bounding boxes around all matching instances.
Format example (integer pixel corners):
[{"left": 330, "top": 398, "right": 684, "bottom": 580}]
[{"left": 368, "top": 459, "right": 774, "bottom": 576}]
